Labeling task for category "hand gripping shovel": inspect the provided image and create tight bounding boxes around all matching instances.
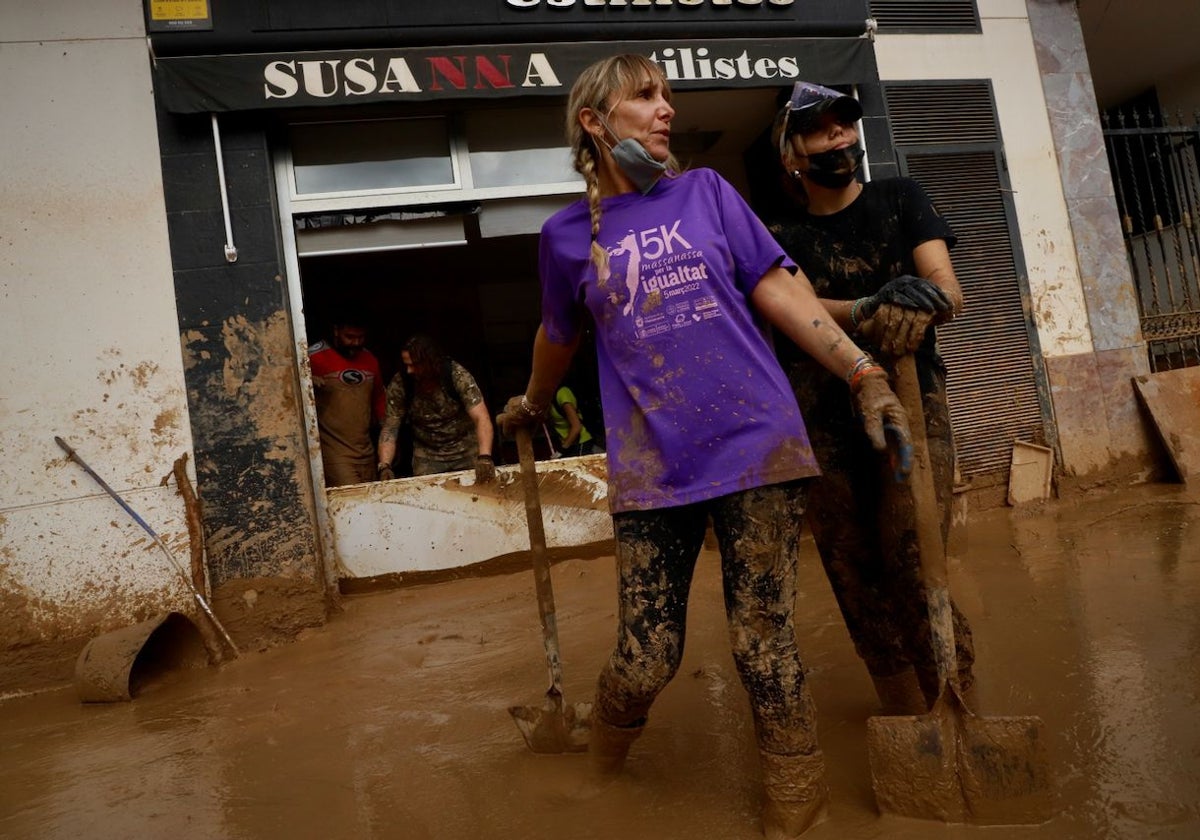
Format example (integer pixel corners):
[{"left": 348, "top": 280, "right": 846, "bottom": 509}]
[
  {"left": 508, "top": 426, "right": 592, "bottom": 753},
  {"left": 865, "top": 356, "right": 1050, "bottom": 824}
]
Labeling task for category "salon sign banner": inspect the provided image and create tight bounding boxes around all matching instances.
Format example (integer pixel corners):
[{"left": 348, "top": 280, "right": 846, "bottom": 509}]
[{"left": 153, "top": 37, "right": 876, "bottom": 113}]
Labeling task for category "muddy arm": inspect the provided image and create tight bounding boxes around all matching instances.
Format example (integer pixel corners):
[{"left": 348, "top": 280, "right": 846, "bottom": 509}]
[{"left": 524, "top": 326, "right": 580, "bottom": 409}]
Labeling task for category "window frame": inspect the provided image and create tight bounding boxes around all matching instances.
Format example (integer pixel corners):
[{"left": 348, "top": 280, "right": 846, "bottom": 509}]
[{"left": 283, "top": 111, "right": 584, "bottom": 216}]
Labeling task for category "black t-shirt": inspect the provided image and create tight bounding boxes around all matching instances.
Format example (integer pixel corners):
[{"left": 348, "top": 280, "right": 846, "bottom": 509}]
[{"left": 765, "top": 177, "right": 956, "bottom": 422}]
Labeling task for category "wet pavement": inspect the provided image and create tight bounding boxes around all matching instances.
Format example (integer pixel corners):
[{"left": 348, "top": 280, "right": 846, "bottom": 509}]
[{"left": 1, "top": 481, "right": 1199, "bottom": 839}]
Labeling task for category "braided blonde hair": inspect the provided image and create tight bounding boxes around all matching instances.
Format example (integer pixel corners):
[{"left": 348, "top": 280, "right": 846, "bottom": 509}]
[{"left": 565, "top": 55, "right": 679, "bottom": 273}]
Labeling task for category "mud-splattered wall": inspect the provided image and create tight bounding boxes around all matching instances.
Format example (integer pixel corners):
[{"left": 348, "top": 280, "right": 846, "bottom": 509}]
[
  {"left": 875, "top": 5, "right": 1159, "bottom": 485},
  {"left": 1024, "top": 0, "right": 1158, "bottom": 482},
  {"left": 155, "top": 107, "right": 329, "bottom": 626},
  {"left": 1, "top": 4, "right": 203, "bottom": 694}
]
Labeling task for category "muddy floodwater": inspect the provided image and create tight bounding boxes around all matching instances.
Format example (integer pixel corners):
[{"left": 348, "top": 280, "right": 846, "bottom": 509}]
[{"left": 2, "top": 482, "right": 1199, "bottom": 839}]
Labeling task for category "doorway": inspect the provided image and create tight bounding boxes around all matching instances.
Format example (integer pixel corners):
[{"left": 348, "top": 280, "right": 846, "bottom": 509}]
[
  {"left": 298, "top": 232, "right": 603, "bottom": 473},
  {"left": 273, "top": 88, "right": 790, "bottom": 580}
]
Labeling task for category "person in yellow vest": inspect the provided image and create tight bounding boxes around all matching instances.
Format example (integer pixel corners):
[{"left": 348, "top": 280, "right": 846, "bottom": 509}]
[{"left": 546, "top": 384, "right": 604, "bottom": 457}]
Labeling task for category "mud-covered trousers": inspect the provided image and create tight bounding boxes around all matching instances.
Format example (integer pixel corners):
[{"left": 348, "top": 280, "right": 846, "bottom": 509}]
[
  {"left": 803, "top": 358, "right": 975, "bottom": 701},
  {"left": 322, "top": 452, "right": 375, "bottom": 487},
  {"left": 593, "top": 480, "right": 819, "bottom": 756}
]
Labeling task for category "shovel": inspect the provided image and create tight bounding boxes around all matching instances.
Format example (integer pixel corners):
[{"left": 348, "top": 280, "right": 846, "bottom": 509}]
[
  {"left": 865, "top": 356, "right": 1051, "bottom": 824},
  {"left": 508, "top": 425, "right": 592, "bottom": 753}
]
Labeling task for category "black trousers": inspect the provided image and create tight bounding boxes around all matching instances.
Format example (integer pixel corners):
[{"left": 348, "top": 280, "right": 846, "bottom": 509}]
[{"left": 594, "top": 480, "right": 820, "bottom": 756}]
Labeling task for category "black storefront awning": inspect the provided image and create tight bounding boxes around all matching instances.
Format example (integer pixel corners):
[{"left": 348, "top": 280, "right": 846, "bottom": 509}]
[
  {"left": 153, "top": 37, "right": 877, "bottom": 114},
  {"left": 147, "top": 0, "right": 871, "bottom": 54}
]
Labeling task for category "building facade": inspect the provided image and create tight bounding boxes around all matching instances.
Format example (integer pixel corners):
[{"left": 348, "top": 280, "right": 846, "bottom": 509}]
[{"left": 0, "top": 0, "right": 1176, "bottom": 693}]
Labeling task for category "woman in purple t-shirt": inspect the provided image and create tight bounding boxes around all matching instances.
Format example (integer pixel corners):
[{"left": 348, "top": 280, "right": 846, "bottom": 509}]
[{"left": 498, "top": 55, "right": 909, "bottom": 839}]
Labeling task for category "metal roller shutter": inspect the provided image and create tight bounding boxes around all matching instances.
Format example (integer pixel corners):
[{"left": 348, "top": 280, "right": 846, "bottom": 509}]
[
  {"left": 884, "top": 82, "right": 1053, "bottom": 478},
  {"left": 869, "top": 0, "right": 980, "bottom": 33}
]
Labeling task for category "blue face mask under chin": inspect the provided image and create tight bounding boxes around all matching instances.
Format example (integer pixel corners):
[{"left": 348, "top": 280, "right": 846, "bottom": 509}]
[
  {"left": 610, "top": 139, "right": 668, "bottom": 194},
  {"left": 597, "top": 114, "right": 667, "bottom": 195}
]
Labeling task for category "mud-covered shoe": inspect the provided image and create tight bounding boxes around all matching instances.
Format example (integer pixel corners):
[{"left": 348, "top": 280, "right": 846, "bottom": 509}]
[
  {"left": 760, "top": 750, "right": 830, "bottom": 839},
  {"left": 588, "top": 717, "right": 645, "bottom": 780}
]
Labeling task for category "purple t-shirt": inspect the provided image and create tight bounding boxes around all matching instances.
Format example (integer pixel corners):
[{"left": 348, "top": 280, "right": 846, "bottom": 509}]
[{"left": 540, "top": 168, "right": 820, "bottom": 513}]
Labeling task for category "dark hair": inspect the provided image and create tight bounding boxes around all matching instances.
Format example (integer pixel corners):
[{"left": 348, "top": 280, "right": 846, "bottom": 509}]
[
  {"left": 400, "top": 334, "right": 458, "bottom": 406},
  {"left": 402, "top": 333, "right": 446, "bottom": 372}
]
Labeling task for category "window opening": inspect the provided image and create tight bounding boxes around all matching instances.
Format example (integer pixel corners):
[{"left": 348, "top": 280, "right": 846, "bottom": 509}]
[
  {"left": 465, "top": 108, "right": 577, "bottom": 189},
  {"left": 290, "top": 117, "right": 459, "bottom": 197},
  {"left": 284, "top": 90, "right": 786, "bottom": 485}
]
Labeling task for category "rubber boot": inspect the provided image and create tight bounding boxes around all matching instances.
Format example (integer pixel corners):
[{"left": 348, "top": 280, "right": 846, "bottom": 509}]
[
  {"left": 588, "top": 717, "right": 644, "bottom": 780},
  {"left": 760, "top": 750, "right": 829, "bottom": 840},
  {"left": 870, "top": 668, "right": 929, "bottom": 716}
]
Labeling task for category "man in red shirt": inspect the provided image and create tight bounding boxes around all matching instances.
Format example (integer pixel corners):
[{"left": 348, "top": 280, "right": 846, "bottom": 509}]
[{"left": 308, "top": 311, "right": 387, "bottom": 487}]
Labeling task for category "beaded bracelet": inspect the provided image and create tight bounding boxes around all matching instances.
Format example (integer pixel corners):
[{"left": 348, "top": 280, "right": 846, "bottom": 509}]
[
  {"left": 849, "top": 298, "right": 868, "bottom": 329},
  {"left": 520, "top": 395, "right": 546, "bottom": 416},
  {"left": 846, "top": 355, "right": 885, "bottom": 393},
  {"left": 850, "top": 365, "right": 884, "bottom": 392},
  {"left": 845, "top": 355, "right": 874, "bottom": 384}
]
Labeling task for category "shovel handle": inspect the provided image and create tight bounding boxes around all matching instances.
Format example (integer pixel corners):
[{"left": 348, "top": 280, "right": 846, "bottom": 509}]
[
  {"left": 514, "top": 427, "right": 567, "bottom": 703},
  {"left": 892, "top": 357, "right": 957, "bottom": 685}
]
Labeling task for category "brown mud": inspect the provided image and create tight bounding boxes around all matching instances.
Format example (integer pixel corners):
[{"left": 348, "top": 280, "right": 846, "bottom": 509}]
[
  {"left": 1, "top": 482, "right": 1199, "bottom": 839},
  {"left": 209, "top": 575, "right": 329, "bottom": 653}
]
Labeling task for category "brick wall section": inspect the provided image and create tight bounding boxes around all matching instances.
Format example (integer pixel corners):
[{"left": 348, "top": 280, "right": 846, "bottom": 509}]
[{"left": 155, "top": 106, "right": 326, "bottom": 590}]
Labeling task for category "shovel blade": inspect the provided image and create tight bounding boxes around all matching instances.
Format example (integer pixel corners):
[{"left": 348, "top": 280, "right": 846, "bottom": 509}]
[
  {"left": 510, "top": 700, "right": 593, "bottom": 754},
  {"left": 867, "top": 689, "right": 1051, "bottom": 825}
]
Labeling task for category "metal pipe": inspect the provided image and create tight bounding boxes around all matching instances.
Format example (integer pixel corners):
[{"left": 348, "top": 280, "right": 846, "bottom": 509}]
[{"left": 211, "top": 113, "right": 238, "bottom": 263}]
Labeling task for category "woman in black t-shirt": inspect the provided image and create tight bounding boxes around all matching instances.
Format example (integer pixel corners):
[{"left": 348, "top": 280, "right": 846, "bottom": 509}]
[{"left": 765, "top": 81, "right": 978, "bottom": 715}]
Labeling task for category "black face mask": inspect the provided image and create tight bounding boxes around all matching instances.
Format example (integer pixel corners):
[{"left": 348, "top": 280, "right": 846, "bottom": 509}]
[{"left": 802, "top": 144, "right": 864, "bottom": 189}]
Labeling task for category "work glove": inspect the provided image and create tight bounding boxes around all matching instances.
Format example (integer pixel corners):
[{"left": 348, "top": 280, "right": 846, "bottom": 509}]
[
  {"left": 858, "top": 275, "right": 952, "bottom": 321},
  {"left": 853, "top": 369, "right": 913, "bottom": 478},
  {"left": 474, "top": 454, "right": 496, "bottom": 484},
  {"left": 860, "top": 303, "right": 937, "bottom": 356},
  {"left": 377, "top": 464, "right": 394, "bottom": 482},
  {"left": 496, "top": 395, "right": 546, "bottom": 437}
]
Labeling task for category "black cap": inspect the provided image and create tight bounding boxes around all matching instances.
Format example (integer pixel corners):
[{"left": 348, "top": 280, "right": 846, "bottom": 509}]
[{"left": 781, "top": 81, "right": 863, "bottom": 136}]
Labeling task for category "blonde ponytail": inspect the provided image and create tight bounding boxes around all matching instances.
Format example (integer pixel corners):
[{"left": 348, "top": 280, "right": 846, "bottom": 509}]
[{"left": 576, "top": 146, "right": 610, "bottom": 276}]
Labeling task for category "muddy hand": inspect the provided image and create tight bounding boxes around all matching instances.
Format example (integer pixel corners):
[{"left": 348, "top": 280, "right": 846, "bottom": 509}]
[
  {"left": 497, "top": 395, "right": 546, "bottom": 437},
  {"left": 853, "top": 370, "right": 912, "bottom": 466},
  {"left": 860, "top": 304, "right": 936, "bottom": 356},
  {"left": 475, "top": 454, "right": 496, "bottom": 484},
  {"left": 858, "top": 275, "right": 952, "bottom": 321}
]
